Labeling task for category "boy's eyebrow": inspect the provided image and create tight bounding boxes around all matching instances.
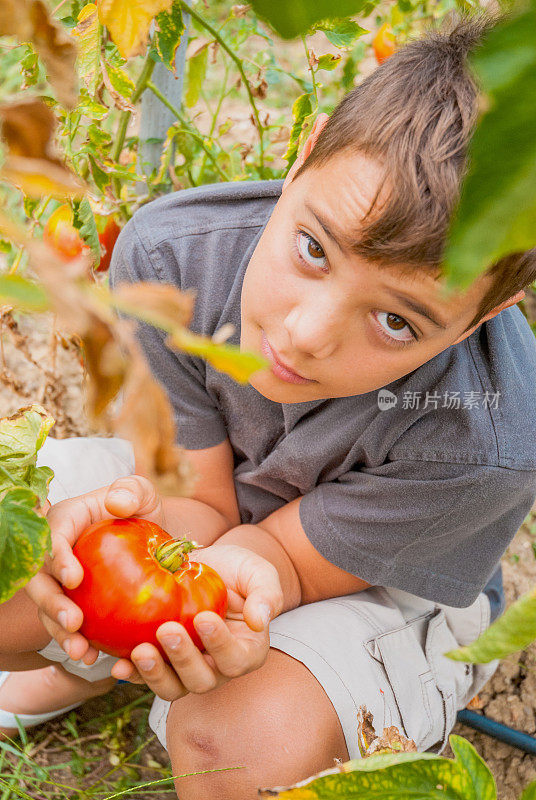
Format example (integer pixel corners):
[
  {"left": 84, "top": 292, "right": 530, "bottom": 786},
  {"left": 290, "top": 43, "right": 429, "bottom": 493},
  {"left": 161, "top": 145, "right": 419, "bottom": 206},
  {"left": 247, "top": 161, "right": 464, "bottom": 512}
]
[
  {"left": 384, "top": 290, "right": 449, "bottom": 330},
  {"left": 304, "top": 202, "right": 355, "bottom": 253},
  {"left": 304, "top": 201, "right": 449, "bottom": 331}
]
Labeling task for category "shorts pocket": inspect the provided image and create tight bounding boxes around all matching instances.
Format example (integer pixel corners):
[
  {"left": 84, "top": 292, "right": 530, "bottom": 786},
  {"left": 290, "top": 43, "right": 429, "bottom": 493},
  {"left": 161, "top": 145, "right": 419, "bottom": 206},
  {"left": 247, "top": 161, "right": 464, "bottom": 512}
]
[
  {"left": 364, "top": 615, "right": 446, "bottom": 752},
  {"left": 424, "top": 608, "right": 475, "bottom": 753}
]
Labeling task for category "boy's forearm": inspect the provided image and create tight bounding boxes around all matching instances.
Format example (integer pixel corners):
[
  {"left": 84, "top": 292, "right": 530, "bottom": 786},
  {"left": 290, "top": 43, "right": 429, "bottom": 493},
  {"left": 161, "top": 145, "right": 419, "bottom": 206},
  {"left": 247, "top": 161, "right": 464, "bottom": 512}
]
[
  {"left": 212, "top": 524, "right": 302, "bottom": 614},
  {"left": 161, "top": 496, "right": 235, "bottom": 546}
]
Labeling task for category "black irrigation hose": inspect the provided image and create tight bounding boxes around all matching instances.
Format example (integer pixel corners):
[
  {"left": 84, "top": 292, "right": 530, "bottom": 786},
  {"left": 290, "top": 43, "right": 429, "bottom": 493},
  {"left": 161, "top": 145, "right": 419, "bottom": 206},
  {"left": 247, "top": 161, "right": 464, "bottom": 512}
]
[{"left": 457, "top": 709, "right": 536, "bottom": 755}]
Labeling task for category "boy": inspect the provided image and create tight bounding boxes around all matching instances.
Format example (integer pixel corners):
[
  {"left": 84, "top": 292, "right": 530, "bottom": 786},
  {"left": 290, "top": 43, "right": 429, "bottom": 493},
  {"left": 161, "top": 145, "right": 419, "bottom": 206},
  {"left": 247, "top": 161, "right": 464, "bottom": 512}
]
[{"left": 1, "top": 11, "right": 536, "bottom": 798}]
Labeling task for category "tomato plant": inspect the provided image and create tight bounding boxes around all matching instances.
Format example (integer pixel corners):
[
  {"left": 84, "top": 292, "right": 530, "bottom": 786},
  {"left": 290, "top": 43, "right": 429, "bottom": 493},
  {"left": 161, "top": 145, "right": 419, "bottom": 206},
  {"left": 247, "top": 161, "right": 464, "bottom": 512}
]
[
  {"left": 372, "top": 22, "right": 396, "bottom": 65},
  {"left": 63, "top": 517, "right": 228, "bottom": 663},
  {"left": 43, "top": 204, "right": 87, "bottom": 261}
]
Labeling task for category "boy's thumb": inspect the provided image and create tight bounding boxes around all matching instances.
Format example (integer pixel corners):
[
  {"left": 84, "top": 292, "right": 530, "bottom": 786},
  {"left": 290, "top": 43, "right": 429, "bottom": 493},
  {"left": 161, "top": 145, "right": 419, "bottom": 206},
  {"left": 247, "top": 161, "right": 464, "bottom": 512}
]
[{"left": 104, "top": 475, "right": 161, "bottom": 519}]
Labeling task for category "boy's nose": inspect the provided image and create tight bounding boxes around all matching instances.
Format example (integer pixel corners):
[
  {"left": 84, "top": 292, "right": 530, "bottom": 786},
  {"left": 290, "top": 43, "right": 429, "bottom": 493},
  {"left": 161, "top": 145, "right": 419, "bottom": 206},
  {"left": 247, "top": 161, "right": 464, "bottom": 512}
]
[{"left": 282, "top": 305, "right": 338, "bottom": 360}]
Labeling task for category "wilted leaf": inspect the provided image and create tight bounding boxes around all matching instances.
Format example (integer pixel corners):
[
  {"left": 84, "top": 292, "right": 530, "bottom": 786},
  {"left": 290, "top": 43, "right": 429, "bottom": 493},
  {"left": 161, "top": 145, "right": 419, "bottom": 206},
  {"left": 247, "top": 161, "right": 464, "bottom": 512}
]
[
  {"left": 112, "top": 281, "right": 194, "bottom": 330},
  {"left": 259, "top": 734, "right": 496, "bottom": 799},
  {"left": 72, "top": 3, "right": 101, "bottom": 96},
  {"left": 283, "top": 93, "right": 314, "bottom": 168},
  {"left": 0, "top": 487, "right": 51, "bottom": 604},
  {"left": 0, "top": 404, "right": 55, "bottom": 505},
  {"left": 169, "top": 328, "right": 268, "bottom": 384},
  {"left": 443, "top": 3, "right": 536, "bottom": 292},
  {"left": 154, "top": 0, "right": 184, "bottom": 73},
  {"left": 101, "top": 59, "right": 135, "bottom": 111},
  {"left": 112, "top": 333, "right": 196, "bottom": 497},
  {"left": 81, "top": 313, "right": 128, "bottom": 419},
  {"left": 0, "top": 0, "right": 78, "bottom": 108},
  {"left": 446, "top": 585, "right": 536, "bottom": 663},
  {"left": 0, "top": 274, "right": 48, "bottom": 312},
  {"left": 185, "top": 41, "right": 209, "bottom": 108},
  {"left": 0, "top": 98, "right": 86, "bottom": 198},
  {"left": 250, "top": 0, "right": 369, "bottom": 39},
  {"left": 97, "top": 0, "right": 172, "bottom": 59}
]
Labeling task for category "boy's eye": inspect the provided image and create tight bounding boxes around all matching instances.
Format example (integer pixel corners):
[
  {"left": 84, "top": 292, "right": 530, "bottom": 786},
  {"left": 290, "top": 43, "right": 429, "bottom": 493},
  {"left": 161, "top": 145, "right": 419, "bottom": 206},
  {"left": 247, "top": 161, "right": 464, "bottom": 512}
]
[
  {"left": 295, "top": 230, "right": 328, "bottom": 271},
  {"left": 373, "top": 311, "right": 418, "bottom": 346}
]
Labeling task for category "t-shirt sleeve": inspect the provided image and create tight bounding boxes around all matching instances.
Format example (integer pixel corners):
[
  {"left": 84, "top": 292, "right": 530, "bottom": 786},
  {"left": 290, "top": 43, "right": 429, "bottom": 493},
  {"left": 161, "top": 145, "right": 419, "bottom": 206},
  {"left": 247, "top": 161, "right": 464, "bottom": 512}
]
[
  {"left": 108, "top": 217, "right": 228, "bottom": 450},
  {"left": 299, "top": 458, "right": 536, "bottom": 608}
]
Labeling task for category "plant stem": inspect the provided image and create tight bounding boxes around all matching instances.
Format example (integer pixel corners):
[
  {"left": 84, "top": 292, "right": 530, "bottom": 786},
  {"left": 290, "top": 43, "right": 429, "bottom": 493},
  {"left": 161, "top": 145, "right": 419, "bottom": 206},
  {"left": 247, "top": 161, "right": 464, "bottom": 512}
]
[
  {"left": 179, "top": 0, "right": 266, "bottom": 178},
  {"left": 146, "top": 80, "right": 230, "bottom": 181},
  {"left": 302, "top": 34, "right": 318, "bottom": 107},
  {"left": 197, "top": 58, "right": 230, "bottom": 183},
  {"left": 112, "top": 53, "right": 157, "bottom": 197}
]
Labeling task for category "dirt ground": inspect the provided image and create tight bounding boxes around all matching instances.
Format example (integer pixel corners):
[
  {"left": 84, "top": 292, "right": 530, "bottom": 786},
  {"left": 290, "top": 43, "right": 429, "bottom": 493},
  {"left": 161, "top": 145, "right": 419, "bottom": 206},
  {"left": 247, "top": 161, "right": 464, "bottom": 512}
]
[{"left": 2, "top": 309, "right": 536, "bottom": 799}]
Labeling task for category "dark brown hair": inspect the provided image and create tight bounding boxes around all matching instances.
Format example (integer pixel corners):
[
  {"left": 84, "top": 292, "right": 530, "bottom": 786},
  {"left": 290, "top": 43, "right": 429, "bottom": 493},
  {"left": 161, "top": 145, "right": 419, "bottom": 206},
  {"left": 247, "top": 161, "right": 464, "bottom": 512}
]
[{"left": 293, "top": 10, "right": 535, "bottom": 331}]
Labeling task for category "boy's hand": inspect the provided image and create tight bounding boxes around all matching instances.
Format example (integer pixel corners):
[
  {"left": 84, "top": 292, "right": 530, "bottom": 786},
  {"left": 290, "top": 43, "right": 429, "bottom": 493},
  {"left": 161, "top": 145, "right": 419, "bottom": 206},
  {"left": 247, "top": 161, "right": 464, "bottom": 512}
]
[
  {"left": 25, "top": 476, "right": 164, "bottom": 665},
  {"left": 109, "top": 543, "right": 284, "bottom": 701}
]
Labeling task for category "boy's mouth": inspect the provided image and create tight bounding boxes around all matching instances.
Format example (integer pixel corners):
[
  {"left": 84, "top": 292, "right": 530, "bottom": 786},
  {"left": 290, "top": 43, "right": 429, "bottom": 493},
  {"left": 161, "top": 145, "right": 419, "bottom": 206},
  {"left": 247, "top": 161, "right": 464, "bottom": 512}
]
[{"left": 260, "top": 331, "right": 313, "bottom": 385}]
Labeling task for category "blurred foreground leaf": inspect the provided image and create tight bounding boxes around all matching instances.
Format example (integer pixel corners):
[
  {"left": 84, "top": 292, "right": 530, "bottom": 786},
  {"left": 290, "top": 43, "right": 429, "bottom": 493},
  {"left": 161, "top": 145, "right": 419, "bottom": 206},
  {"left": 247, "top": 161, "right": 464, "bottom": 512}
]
[
  {"left": 446, "top": 585, "right": 536, "bottom": 663},
  {"left": 0, "top": 405, "right": 54, "bottom": 505},
  {"left": 444, "top": 0, "right": 536, "bottom": 292},
  {"left": 259, "top": 735, "right": 496, "bottom": 799},
  {"left": 250, "top": 0, "right": 369, "bottom": 39}
]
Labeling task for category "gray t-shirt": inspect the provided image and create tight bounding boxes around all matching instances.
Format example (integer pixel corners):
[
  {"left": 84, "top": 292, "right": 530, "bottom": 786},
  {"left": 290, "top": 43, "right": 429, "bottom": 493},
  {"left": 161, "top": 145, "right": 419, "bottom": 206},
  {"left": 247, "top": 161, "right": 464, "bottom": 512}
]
[{"left": 110, "top": 179, "right": 536, "bottom": 621}]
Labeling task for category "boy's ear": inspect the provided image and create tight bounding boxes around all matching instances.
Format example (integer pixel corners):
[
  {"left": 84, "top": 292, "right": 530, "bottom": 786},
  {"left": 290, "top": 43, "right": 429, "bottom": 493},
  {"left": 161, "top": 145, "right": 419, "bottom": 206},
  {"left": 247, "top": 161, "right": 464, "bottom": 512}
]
[
  {"left": 452, "top": 289, "right": 526, "bottom": 345},
  {"left": 282, "top": 112, "right": 330, "bottom": 191}
]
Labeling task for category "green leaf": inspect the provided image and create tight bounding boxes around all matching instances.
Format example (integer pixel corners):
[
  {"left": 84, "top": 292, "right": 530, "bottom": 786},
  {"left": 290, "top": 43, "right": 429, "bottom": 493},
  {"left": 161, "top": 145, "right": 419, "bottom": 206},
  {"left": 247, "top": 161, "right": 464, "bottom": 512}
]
[
  {"left": 87, "top": 123, "right": 112, "bottom": 148},
  {"left": 250, "top": 0, "right": 369, "bottom": 39},
  {"left": 259, "top": 734, "right": 495, "bottom": 799},
  {"left": 154, "top": 0, "right": 185, "bottom": 72},
  {"left": 449, "top": 735, "right": 496, "bottom": 800},
  {"left": 0, "top": 487, "right": 51, "bottom": 604},
  {"left": 520, "top": 780, "right": 536, "bottom": 800},
  {"left": 446, "top": 585, "right": 536, "bottom": 663},
  {"left": 0, "top": 405, "right": 55, "bottom": 505},
  {"left": 283, "top": 92, "right": 314, "bottom": 168},
  {"left": 88, "top": 154, "right": 111, "bottom": 191},
  {"left": 0, "top": 274, "right": 49, "bottom": 312},
  {"left": 73, "top": 196, "right": 101, "bottom": 264},
  {"left": 315, "top": 19, "right": 368, "bottom": 48},
  {"left": 77, "top": 93, "right": 109, "bottom": 120},
  {"left": 316, "top": 54, "right": 342, "bottom": 71},
  {"left": 185, "top": 43, "right": 208, "bottom": 108},
  {"left": 443, "top": 3, "right": 536, "bottom": 293}
]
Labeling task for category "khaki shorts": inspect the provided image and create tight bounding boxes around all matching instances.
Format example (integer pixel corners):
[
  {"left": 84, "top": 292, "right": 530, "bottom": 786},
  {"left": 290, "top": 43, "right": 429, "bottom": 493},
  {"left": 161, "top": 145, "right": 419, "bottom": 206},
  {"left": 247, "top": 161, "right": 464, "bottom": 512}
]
[{"left": 36, "top": 436, "right": 498, "bottom": 759}]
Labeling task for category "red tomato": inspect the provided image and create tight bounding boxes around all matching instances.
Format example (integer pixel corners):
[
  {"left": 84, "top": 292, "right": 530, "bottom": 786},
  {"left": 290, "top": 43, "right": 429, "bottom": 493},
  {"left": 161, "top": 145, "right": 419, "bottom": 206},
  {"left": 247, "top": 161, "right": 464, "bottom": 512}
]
[
  {"left": 95, "top": 216, "right": 121, "bottom": 273},
  {"left": 63, "top": 518, "right": 228, "bottom": 663},
  {"left": 43, "top": 204, "right": 86, "bottom": 261},
  {"left": 373, "top": 23, "right": 396, "bottom": 65}
]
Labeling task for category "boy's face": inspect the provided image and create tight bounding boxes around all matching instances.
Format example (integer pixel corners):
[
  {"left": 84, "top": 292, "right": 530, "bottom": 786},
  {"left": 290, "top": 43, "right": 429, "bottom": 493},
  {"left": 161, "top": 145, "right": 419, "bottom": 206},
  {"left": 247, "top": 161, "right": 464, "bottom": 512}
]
[{"left": 240, "top": 150, "right": 500, "bottom": 404}]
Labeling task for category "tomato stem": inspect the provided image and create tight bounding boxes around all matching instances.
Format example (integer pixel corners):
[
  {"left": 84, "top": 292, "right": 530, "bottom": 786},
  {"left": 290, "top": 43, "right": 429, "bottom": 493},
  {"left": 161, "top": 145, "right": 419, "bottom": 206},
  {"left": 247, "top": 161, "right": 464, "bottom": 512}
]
[{"left": 154, "top": 537, "right": 201, "bottom": 573}]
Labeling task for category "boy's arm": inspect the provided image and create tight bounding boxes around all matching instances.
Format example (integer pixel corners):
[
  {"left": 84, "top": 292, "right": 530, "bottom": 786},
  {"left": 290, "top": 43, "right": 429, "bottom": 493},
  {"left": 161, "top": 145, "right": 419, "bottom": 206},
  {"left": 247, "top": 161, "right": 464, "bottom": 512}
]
[
  {"left": 144, "top": 438, "right": 242, "bottom": 545},
  {"left": 212, "top": 495, "right": 371, "bottom": 613}
]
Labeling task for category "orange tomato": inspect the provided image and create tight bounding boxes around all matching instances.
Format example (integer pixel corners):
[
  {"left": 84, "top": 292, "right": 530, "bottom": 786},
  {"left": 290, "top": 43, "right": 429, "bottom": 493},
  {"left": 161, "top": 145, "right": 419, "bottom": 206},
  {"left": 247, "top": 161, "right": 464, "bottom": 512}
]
[
  {"left": 43, "top": 204, "right": 86, "bottom": 261},
  {"left": 373, "top": 23, "right": 396, "bottom": 65}
]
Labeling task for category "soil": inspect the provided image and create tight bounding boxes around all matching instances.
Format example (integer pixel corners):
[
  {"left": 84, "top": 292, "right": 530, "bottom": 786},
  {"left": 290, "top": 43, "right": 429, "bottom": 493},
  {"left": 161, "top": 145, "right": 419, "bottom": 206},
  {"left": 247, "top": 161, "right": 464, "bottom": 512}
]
[{"left": 2, "top": 308, "right": 536, "bottom": 799}]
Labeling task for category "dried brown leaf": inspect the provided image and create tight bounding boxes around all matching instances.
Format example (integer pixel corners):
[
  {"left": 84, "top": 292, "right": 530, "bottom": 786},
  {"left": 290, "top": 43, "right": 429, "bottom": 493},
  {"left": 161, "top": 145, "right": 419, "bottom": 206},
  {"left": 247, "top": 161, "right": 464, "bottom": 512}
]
[
  {"left": 112, "top": 331, "right": 196, "bottom": 497},
  {"left": 0, "top": 98, "right": 86, "bottom": 197},
  {"left": 81, "top": 313, "right": 128, "bottom": 419},
  {"left": 0, "top": 0, "right": 78, "bottom": 108},
  {"left": 112, "top": 281, "right": 195, "bottom": 330},
  {"left": 357, "top": 705, "right": 417, "bottom": 757}
]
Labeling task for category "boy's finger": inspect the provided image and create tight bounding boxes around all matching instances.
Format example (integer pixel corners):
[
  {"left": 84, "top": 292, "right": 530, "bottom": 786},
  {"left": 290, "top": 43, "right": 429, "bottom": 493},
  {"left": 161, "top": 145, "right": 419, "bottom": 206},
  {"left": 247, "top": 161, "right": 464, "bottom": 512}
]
[
  {"left": 38, "top": 613, "right": 91, "bottom": 661},
  {"left": 25, "top": 571, "right": 84, "bottom": 633},
  {"left": 104, "top": 475, "right": 162, "bottom": 521},
  {"left": 239, "top": 559, "right": 284, "bottom": 632},
  {"left": 46, "top": 534, "right": 84, "bottom": 588}
]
